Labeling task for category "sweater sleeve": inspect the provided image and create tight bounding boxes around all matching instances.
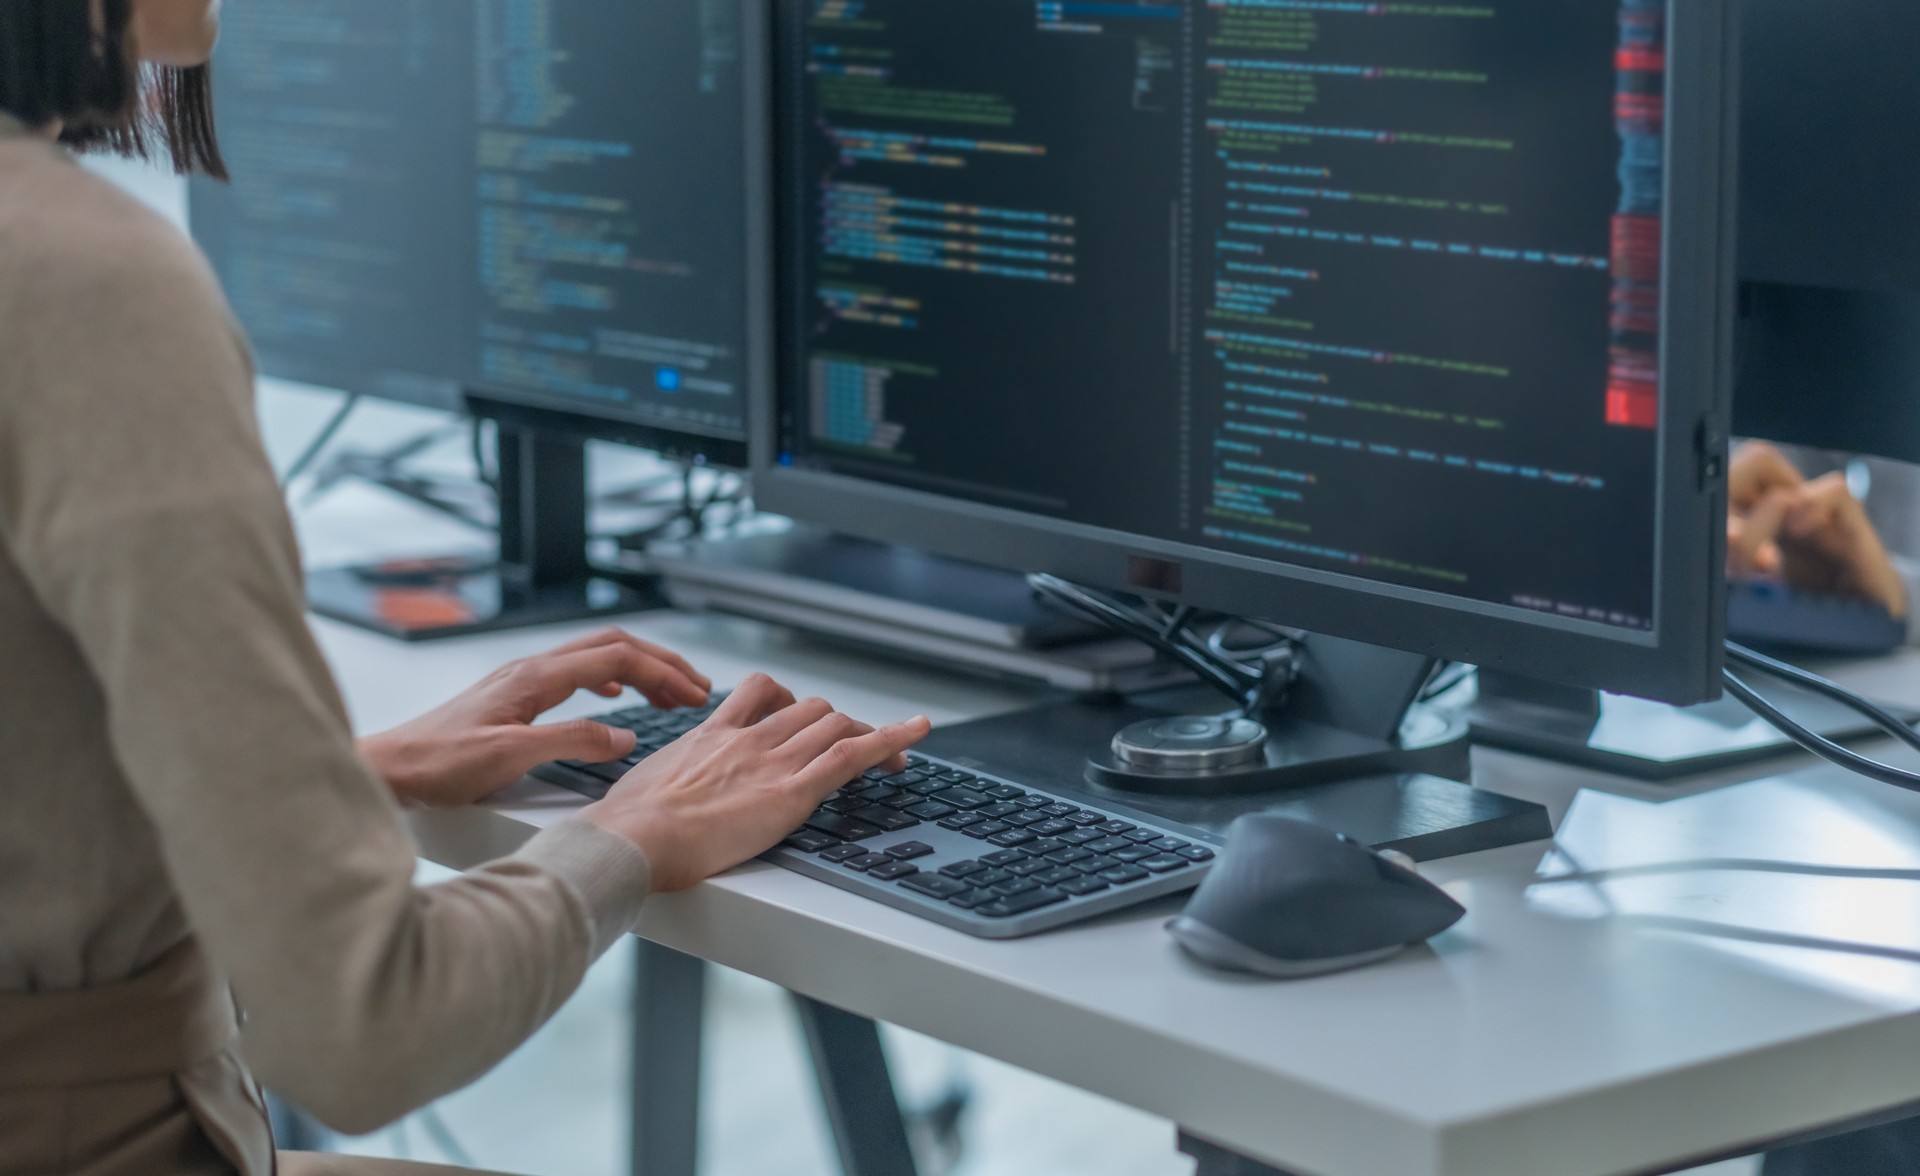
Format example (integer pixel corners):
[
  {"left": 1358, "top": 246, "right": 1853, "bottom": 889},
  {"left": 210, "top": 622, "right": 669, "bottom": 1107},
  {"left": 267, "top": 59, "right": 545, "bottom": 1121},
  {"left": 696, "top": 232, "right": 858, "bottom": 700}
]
[{"left": 0, "top": 191, "right": 650, "bottom": 1132}]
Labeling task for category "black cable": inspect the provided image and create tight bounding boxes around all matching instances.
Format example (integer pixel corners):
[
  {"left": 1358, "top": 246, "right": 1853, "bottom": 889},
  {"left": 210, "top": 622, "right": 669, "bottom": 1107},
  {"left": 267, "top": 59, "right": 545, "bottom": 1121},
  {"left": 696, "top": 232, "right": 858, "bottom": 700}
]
[
  {"left": 1029, "top": 574, "right": 1254, "bottom": 701},
  {"left": 1726, "top": 641, "right": 1920, "bottom": 757},
  {"left": 1722, "top": 668, "right": 1920, "bottom": 791}
]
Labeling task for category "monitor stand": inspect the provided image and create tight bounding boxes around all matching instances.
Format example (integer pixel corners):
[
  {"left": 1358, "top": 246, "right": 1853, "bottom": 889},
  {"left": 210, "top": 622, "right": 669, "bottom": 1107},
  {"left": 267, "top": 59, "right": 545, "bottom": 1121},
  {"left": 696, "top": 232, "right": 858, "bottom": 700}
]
[
  {"left": 307, "top": 417, "right": 659, "bottom": 641},
  {"left": 1466, "top": 668, "right": 1920, "bottom": 779},
  {"left": 920, "top": 635, "right": 1550, "bottom": 862}
]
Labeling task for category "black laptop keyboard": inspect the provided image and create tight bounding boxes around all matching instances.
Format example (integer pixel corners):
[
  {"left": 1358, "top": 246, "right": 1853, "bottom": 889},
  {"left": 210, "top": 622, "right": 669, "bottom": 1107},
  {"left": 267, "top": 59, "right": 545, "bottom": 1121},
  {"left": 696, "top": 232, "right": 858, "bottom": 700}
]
[{"left": 529, "top": 700, "right": 1216, "bottom": 938}]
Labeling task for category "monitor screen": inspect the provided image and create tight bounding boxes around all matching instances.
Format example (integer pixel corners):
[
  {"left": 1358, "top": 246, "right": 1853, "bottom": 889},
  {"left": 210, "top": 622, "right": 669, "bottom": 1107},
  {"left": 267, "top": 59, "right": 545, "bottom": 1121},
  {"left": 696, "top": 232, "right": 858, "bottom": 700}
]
[
  {"left": 192, "top": 0, "right": 749, "bottom": 455},
  {"left": 773, "top": 0, "right": 1676, "bottom": 634}
]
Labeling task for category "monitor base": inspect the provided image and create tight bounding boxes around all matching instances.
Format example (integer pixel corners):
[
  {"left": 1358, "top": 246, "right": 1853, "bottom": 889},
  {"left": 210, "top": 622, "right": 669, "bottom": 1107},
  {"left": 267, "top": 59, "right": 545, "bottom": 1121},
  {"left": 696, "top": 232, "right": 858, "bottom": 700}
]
[
  {"left": 919, "top": 689, "right": 1540, "bottom": 862},
  {"left": 1467, "top": 669, "right": 1920, "bottom": 780},
  {"left": 306, "top": 557, "right": 662, "bottom": 642}
]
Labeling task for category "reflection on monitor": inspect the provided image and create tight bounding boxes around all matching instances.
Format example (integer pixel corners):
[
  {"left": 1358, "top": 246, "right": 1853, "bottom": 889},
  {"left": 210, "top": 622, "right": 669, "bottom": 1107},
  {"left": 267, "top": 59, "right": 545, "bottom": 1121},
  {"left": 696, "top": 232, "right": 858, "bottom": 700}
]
[
  {"left": 776, "top": 0, "right": 1668, "bottom": 631},
  {"left": 193, "top": 0, "right": 748, "bottom": 451}
]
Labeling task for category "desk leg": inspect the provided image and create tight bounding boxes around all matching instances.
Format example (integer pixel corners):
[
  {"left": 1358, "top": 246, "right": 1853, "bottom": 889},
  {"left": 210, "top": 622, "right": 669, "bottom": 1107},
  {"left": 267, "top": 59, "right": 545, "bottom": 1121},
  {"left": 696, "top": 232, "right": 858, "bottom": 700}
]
[
  {"left": 631, "top": 940, "right": 707, "bottom": 1176},
  {"left": 1178, "top": 1131, "right": 1301, "bottom": 1176},
  {"left": 793, "top": 995, "right": 922, "bottom": 1176}
]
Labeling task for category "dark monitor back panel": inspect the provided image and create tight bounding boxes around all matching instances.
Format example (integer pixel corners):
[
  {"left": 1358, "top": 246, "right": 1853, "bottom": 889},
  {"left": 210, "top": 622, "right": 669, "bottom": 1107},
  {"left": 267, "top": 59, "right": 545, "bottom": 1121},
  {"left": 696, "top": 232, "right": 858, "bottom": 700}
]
[
  {"left": 192, "top": 0, "right": 750, "bottom": 457},
  {"left": 1738, "top": 0, "right": 1920, "bottom": 296}
]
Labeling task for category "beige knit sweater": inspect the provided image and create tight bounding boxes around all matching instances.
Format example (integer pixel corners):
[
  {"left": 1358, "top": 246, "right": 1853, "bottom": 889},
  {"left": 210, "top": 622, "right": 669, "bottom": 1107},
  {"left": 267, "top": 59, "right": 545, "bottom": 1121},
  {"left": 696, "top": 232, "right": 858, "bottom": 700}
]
[{"left": 0, "top": 115, "right": 652, "bottom": 1174}]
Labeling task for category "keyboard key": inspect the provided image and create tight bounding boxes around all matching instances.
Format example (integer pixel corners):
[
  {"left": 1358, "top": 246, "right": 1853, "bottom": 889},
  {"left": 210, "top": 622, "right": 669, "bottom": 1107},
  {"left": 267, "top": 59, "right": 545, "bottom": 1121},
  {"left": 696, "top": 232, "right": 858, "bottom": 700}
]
[
  {"left": 971, "top": 868, "right": 1014, "bottom": 888},
  {"left": 987, "top": 830, "right": 1037, "bottom": 848},
  {"left": 1079, "top": 854, "right": 1120, "bottom": 873},
  {"left": 1098, "top": 865, "right": 1151, "bottom": 885},
  {"left": 868, "top": 860, "right": 920, "bottom": 881},
  {"left": 850, "top": 805, "right": 921, "bottom": 832},
  {"left": 948, "top": 888, "right": 996, "bottom": 910},
  {"left": 819, "top": 844, "right": 868, "bottom": 863},
  {"left": 1017, "top": 796, "right": 1054, "bottom": 810},
  {"left": 939, "top": 813, "right": 985, "bottom": 830},
  {"left": 862, "top": 768, "right": 893, "bottom": 782},
  {"left": 981, "top": 849, "right": 1031, "bottom": 867},
  {"left": 822, "top": 795, "right": 868, "bottom": 814},
  {"left": 1060, "top": 875, "right": 1110, "bottom": 896},
  {"left": 855, "top": 784, "right": 902, "bottom": 802},
  {"left": 906, "top": 778, "right": 952, "bottom": 796},
  {"left": 845, "top": 853, "right": 892, "bottom": 872},
  {"left": 983, "top": 784, "right": 1026, "bottom": 801},
  {"left": 885, "top": 771, "right": 930, "bottom": 787},
  {"left": 880, "top": 792, "right": 922, "bottom": 810},
  {"left": 939, "top": 860, "right": 987, "bottom": 878},
  {"left": 1025, "top": 838, "right": 1069, "bottom": 857},
  {"left": 964, "top": 821, "right": 1009, "bottom": 839},
  {"left": 1067, "top": 812, "right": 1106, "bottom": 827},
  {"left": 1139, "top": 854, "right": 1190, "bottom": 874},
  {"left": 901, "top": 874, "right": 970, "bottom": 899},
  {"left": 1087, "top": 836, "right": 1133, "bottom": 854},
  {"left": 885, "top": 842, "right": 935, "bottom": 861},
  {"left": 1039, "top": 803, "right": 1078, "bottom": 818},
  {"left": 1096, "top": 820, "right": 1136, "bottom": 835},
  {"left": 1124, "top": 829, "right": 1163, "bottom": 843},
  {"left": 937, "top": 769, "right": 975, "bottom": 783},
  {"left": 1031, "top": 819, "right": 1076, "bottom": 838},
  {"left": 1175, "top": 846, "right": 1216, "bottom": 862},
  {"left": 978, "top": 802, "right": 1024, "bottom": 820},
  {"left": 907, "top": 801, "right": 957, "bottom": 820},
  {"left": 991, "top": 877, "right": 1042, "bottom": 897},
  {"left": 1009, "top": 859, "right": 1054, "bottom": 877},
  {"left": 1035, "top": 866, "right": 1082, "bottom": 886},
  {"left": 978, "top": 887, "right": 1069, "bottom": 918},
  {"left": 1046, "top": 847, "right": 1094, "bottom": 865},
  {"left": 1113, "top": 845, "right": 1157, "bottom": 863},
  {"left": 1150, "top": 837, "right": 1191, "bottom": 853},
  {"left": 1061, "top": 829, "right": 1105, "bottom": 846},
  {"left": 805, "top": 813, "right": 883, "bottom": 842},
  {"left": 1003, "top": 812, "right": 1045, "bottom": 828},
  {"left": 941, "top": 788, "right": 992, "bottom": 810},
  {"left": 782, "top": 832, "right": 839, "bottom": 853}
]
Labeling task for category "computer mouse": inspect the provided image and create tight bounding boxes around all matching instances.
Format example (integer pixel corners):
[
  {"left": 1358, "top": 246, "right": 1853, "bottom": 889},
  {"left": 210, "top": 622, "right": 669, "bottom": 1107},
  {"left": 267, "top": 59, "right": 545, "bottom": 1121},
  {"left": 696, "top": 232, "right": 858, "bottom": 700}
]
[{"left": 1167, "top": 814, "right": 1465, "bottom": 978}]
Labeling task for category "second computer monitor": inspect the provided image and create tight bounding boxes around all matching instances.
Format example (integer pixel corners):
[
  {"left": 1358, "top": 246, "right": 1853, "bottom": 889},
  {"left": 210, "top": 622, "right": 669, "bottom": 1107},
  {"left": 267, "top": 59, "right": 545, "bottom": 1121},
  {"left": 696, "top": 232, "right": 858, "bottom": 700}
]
[
  {"left": 755, "top": 0, "right": 1737, "bottom": 704},
  {"left": 191, "top": 0, "right": 751, "bottom": 463}
]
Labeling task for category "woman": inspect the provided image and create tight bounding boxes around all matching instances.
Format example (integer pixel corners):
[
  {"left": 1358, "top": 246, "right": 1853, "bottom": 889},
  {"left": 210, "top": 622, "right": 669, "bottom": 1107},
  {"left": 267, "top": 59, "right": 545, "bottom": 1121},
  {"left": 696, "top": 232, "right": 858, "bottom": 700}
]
[{"left": 0, "top": 3, "right": 930, "bottom": 1174}]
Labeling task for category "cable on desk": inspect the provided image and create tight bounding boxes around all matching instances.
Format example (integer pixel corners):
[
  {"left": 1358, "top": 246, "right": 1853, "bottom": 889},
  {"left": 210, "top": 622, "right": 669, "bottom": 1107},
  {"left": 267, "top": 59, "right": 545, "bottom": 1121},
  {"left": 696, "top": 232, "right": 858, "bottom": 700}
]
[
  {"left": 1724, "top": 639, "right": 1920, "bottom": 790},
  {"left": 280, "top": 392, "right": 362, "bottom": 490}
]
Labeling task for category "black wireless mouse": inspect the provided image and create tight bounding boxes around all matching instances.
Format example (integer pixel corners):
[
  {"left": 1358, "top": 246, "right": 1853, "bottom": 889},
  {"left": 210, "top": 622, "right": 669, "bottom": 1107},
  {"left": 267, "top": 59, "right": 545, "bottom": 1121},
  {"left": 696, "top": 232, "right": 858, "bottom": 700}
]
[{"left": 1167, "top": 814, "right": 1466, "bottom": 978}]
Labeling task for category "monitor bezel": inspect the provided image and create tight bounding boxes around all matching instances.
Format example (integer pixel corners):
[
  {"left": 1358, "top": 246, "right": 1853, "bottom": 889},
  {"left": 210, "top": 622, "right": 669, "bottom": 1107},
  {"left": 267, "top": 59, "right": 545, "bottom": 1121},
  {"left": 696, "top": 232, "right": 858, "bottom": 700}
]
[{"left": 746, "top": 0, "right": 1737, "bottom": 706}]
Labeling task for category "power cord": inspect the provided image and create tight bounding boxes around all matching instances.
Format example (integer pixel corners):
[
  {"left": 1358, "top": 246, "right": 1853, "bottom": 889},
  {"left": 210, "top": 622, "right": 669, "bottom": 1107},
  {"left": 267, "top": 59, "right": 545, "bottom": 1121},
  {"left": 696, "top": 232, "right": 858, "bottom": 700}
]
[
  {"left": 1722, "top": 640, "right": 1920, "bottom": 790},
  {"left": 1026, "top": 574, "right": 1300, "bottom": 716}
]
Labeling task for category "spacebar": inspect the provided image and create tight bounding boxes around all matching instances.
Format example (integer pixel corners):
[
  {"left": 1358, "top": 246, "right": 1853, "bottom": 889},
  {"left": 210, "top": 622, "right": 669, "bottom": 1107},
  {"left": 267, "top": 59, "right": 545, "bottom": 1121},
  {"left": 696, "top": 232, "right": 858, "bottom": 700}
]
[{"left": 803, "top": 812, "right": 883, "bottom": 842}]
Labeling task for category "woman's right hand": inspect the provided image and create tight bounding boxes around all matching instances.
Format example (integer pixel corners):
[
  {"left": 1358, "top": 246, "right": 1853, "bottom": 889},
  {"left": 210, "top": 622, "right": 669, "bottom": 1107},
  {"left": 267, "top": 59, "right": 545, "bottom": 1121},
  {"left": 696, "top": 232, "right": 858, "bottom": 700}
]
[{"left": 582, "top": 673, "right": 932, "bottom": 892}]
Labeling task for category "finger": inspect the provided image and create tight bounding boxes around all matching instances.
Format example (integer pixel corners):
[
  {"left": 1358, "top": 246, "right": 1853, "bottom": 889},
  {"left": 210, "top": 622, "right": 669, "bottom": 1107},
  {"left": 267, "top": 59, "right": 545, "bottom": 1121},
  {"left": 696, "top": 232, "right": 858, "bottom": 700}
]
[
  {"left": 531, "top": 644, "right": 710, "bottom": 710},
  {"left": 779, "top": 709, "right": 874, "bottom": 765},
  {"left": 542, "top": 628, "right": 715, "bottom": 693},
  {"left": 708, "top": 673, "right": 798, "bottom": 728},
  {"left": 1727, "top": 489, "right": 1791, "bottom": 577},
  {"left": 750, "top": 695, "right": 836, "bottom": 746},
  {"left": 1783, "top": 473, "right": 1854, "bottom": 540},
  {"left": 513, "top": 719, "right": 638, "bottom": 768},
  {"left": 1728, "top": 440, "right": 1805, "bottom": 508},
  {"left": 791, "top": 716, "right": 934, "bottom": 796}
]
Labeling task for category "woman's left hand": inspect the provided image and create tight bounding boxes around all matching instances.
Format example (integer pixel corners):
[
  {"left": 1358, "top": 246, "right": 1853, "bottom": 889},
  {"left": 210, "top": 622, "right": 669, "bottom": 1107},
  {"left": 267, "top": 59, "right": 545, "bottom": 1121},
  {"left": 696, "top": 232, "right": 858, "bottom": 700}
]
[{"left": 358, "top": 628, "right": 713, "bottom": 808}]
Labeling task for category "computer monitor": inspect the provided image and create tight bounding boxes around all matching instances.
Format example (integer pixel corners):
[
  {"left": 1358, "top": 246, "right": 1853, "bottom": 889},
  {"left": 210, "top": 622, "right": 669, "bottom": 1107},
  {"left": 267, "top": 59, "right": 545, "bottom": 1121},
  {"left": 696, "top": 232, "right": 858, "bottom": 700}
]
[
  {"left": 752, "top": 0, "right": 1738, "bottom": 737},
  {"left": 190, "top": 0, "right": 752, "bottom": 636},
  {"left": 1732, "top": 0, "right": 1920, "bottom": 465}
]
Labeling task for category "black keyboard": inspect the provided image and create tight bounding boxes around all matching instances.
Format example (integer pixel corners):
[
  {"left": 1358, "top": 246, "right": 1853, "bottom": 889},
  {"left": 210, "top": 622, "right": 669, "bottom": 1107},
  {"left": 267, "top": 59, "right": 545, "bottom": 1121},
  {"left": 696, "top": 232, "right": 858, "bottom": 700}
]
[
  {"left": 529, "top": 701, "right": 1216, "bottom": 938},
  {"left": 1727, "top": 579, "right": 1909, "bottom": 656}
]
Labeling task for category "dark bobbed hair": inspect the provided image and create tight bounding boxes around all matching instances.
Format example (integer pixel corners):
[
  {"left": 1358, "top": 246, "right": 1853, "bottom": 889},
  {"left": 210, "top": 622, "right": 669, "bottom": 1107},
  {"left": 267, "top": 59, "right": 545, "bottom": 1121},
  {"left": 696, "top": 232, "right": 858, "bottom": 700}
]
[{"left": 0, "top": 0, "right": 225, "bottom": 178}]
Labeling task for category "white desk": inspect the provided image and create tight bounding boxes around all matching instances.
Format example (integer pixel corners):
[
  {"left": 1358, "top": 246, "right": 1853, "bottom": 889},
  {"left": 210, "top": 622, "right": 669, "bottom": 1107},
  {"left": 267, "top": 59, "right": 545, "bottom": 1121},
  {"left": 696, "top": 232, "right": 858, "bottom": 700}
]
[{"left": 317, "top": 611, "right": 1920, "bottom": 1176}]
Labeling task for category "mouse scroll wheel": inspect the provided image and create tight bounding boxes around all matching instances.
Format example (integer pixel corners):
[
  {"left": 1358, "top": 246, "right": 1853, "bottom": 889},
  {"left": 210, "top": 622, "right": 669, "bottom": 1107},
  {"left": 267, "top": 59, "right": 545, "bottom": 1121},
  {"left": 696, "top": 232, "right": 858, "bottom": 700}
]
[{"left": 1378, "top": 850, "right": 1419, "bottom": 873}]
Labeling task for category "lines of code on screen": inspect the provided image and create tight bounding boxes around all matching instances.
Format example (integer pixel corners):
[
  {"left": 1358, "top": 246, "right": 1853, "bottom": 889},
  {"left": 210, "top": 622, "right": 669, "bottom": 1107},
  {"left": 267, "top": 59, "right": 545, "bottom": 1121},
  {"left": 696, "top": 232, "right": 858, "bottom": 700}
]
[
  {"left": 192, "top": 0, "right": 748, "bottom": 443},
  {"left": 778, "top": 0, "right": 1667, "bottom": 630}
]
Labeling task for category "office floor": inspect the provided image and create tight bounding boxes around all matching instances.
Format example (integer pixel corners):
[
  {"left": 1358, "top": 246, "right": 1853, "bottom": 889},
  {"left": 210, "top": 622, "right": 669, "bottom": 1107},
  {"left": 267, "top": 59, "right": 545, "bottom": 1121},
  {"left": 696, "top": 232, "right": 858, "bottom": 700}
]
[{"left": 100, "top": 157, "right": 1762, "bottom": 1176}]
